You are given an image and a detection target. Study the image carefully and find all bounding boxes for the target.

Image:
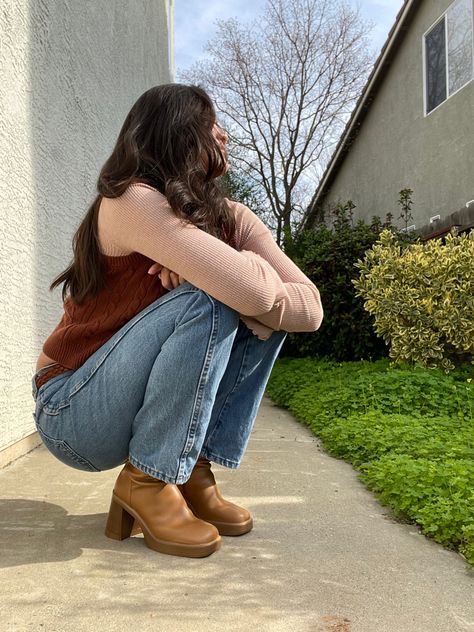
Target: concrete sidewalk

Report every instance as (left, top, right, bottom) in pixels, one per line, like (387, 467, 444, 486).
(1, 395, 473, 632)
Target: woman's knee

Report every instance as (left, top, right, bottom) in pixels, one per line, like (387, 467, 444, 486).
(175, 284, 240, 329)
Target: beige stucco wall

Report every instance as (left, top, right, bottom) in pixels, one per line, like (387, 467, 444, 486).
(0, 0, 173, 462)
(320, 0, 474, 230)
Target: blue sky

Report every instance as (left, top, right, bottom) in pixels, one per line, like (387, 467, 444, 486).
(175, 0, 405, 72)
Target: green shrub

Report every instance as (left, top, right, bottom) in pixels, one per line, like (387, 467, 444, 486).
(281, 213, 390, 361)
(353, 229, 474, 370)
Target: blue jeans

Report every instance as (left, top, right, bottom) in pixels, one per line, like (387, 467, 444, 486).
(31, 281, 287, 484)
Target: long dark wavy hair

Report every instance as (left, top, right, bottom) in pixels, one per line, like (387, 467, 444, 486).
(49, 83, 236, 305)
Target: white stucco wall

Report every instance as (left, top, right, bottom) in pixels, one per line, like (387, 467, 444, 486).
(0, 0, 174, 462)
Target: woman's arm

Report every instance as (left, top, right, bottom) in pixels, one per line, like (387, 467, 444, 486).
(101, 183, 290, 318)
(229, 200, 324, 333)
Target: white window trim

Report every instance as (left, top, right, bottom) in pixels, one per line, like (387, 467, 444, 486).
(166, 0, 176, 82)
(422, 0, 474, 116)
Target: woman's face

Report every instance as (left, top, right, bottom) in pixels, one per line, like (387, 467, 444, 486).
(212, 122, 229, 174)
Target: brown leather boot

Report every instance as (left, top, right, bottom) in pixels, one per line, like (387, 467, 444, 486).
(177, 456, 253, 536)
(105, 461, 221, 557)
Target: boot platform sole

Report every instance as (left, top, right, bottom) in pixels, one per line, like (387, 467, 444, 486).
(105, 494, 221, 558)
(205, 517, 253, 536)
(130, 506, 254, 537)
(184, 498, 253, 536)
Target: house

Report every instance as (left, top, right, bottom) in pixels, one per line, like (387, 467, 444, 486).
(0, 0, 175, 466)
(304, 0, 474, 239)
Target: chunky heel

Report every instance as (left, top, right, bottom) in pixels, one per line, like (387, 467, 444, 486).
(105, 495, 135, 540)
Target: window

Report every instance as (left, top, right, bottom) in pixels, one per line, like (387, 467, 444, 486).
(448, 0, 474, 92)
(425, 19, 447, 112)
(424, 0, 474, 114)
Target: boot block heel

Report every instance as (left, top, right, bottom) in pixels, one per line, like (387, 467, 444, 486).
(105, 495, 135, 541)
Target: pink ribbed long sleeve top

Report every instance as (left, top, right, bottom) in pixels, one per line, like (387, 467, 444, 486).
(99, 183, 323, 339)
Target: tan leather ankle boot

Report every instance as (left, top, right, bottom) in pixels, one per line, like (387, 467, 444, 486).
(177, 457, 253, 536)
(105, 461, 221, 557)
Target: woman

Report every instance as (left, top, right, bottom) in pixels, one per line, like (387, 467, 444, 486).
(31, 84, 323, 559)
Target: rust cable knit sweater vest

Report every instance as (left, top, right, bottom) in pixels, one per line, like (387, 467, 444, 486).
(36, 253, 168, 388)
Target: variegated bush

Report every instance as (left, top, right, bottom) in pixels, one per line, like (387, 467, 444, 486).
(353, 229, 474, 370)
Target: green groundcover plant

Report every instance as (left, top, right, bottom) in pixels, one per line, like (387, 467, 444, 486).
(266, 358, 474, 564)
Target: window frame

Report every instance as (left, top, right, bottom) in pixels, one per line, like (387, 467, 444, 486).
(423, 0, 474, 116)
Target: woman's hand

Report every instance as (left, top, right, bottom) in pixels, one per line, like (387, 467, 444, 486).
(147, 262, 186, 290)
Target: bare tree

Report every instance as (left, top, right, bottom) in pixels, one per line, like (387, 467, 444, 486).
(182, 0, 374, 249)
